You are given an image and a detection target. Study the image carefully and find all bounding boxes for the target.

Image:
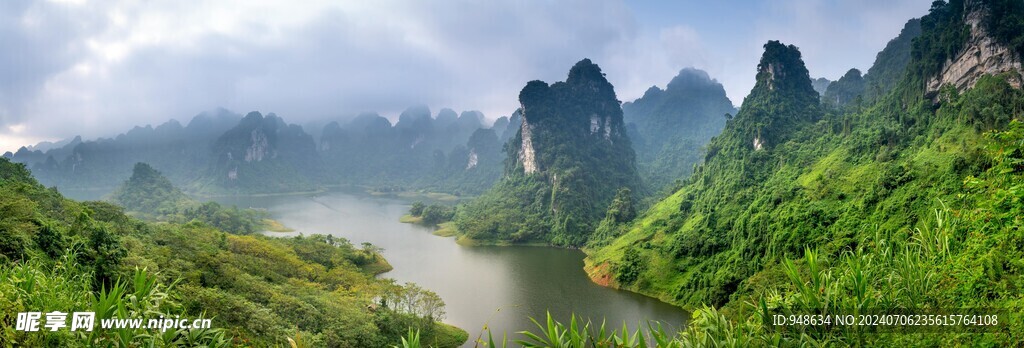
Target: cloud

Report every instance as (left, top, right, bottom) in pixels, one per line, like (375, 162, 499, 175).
(0, 0, 936, 152)
(1, 0, 647, 151)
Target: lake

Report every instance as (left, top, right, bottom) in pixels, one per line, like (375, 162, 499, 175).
(211, 191, 688, 347)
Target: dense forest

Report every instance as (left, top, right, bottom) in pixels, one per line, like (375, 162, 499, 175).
(0, 157, 467, 347)
(453, 59, 642, 247)
(624, 68, 736, 195)
(6, 0, 1024, 346)
(582, 0, 1024, 346)
(2, 107, 504, 197)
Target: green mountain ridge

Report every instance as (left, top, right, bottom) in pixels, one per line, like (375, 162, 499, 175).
(4, 106, 506, 197)
(624, 68, 736, 193)
(585, 2, 1024, 345)
(454, 59, 641, 247)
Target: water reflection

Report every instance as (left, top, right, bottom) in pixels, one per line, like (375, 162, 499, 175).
(215, 191, 688, 347)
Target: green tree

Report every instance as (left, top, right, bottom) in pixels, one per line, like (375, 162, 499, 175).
(409, 201, 425, 217)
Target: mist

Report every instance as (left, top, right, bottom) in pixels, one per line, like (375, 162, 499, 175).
(0, 0, 930, 152)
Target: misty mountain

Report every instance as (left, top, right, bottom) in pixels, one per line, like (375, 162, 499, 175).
(864, 17, 922, 101)
(7, 105, 506, 196)
(623, 68, 736, 192)
(811, 77, 831, 95)
(8, 109, 243, 191)
(204, 111, 320, 194)
(823, 68, 867, 107)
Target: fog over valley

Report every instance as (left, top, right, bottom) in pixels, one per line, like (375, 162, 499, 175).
(6, 1, 1024, 347)
(1, 0, 930, 153)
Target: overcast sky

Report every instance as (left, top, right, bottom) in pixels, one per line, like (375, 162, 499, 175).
(1, 0, 931, 153)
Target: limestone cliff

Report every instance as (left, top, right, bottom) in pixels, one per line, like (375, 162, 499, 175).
(456, 59, 640, 247)
(926, 0, 1023, 96)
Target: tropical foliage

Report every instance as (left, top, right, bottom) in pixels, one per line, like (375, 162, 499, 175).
(0, 157, 467, 347)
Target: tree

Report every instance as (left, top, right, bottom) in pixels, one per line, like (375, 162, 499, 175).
(87, 224, 127, 288)
(409, 202, 425, 217)
(421, 205, 454, 225)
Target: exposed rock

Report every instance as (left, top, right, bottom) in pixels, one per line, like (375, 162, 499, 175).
(519, 119, 538, 174)
(604, 115, 613, 140)
(927, 1, 1023, 96)
(466, 149, 478, 170)
(245, 129, 270, 162)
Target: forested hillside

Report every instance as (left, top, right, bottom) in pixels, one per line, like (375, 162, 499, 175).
(3, 109, 241, 193)
(624, 68, 736, 193)
(585, 0, 1023, 345)
(454, 59, 641, 247)
(3, 107, 505, 197)
(0, 157, 467, 347)
(318, 107, 502, 196)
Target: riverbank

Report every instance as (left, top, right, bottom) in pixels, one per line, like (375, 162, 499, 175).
(261, 218, 294, 232)
(398, 216, 550, 246)
(189, 188, 328, 199)
(362, 252, 394, 275)
(582, 250, 689, 311)
(248, 190, 687, 345)
(428, 323, 469, 348)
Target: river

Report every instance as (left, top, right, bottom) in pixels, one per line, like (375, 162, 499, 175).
(69, 188, 689, 347)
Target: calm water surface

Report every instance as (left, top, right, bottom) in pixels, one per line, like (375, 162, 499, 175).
(208, 191, 688, 347)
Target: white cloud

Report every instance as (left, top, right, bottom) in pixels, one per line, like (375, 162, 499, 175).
(0, 0, 936, 153)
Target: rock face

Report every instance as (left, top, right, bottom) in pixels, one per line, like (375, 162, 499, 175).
(212, 111, 319, 192)
(518, 121, 538, 173)
(735, 41, 820, 151)
(244, 129, 271, 162)
(458, 59, 640, 246)
(512, 59, 633, 177)
(927, 1, 1023, 95)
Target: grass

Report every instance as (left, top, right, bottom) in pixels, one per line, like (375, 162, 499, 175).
(427, 323, 469, 348)
(399, 214, 424, 224)
(360, 253, 394, 275)
(261, 218, 295, 232)
(368, 189, 465, 203)
(433, 222, 458, 237)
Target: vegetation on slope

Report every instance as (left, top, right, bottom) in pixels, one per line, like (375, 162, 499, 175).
(584, 1, 1024, 345)
(624, 68, 736, 194)
(0, 157, 467, 347)
(110, 162, 267, 235)
(454, 59, 642, 247)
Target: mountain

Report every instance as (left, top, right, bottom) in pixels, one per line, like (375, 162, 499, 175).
(922, 0, 1024, 97)
(205, 111, 320, 194)
(7, 105, 503, 197)
(8, 109, 242, 193)
(110, 162, 189, 216)
(810, 77, 831, 95)
(864, 18, 922, 100)
(587, 6, 1024, 347)
(622, 68, 735, 192)
(454, 59, 641, 246)
(822, 68, 866, 107)
(318, 107, 502, 195)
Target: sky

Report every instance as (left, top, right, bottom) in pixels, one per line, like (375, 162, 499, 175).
(0, 0, 932, 153)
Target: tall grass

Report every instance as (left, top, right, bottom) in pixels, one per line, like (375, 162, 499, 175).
(0, 255, 228, 347)
(394, 203, 1017, 347)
